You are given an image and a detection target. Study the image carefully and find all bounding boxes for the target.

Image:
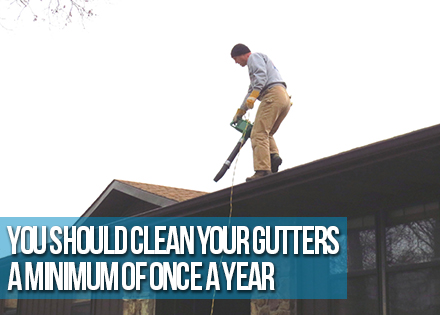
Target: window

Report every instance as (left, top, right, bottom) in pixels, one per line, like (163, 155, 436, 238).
(332, 215, 379, 315)
(386, 201, 440, 315)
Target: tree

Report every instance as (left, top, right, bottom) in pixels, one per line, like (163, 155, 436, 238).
(1, 0, 96, 28)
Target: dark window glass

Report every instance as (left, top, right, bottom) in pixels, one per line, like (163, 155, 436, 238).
(347, 215, 376, 271)
(333, 216, 378, 314)
(388, 268, 440, 315)
(386, 202, 440, 267)
(332, 275, 379, 315)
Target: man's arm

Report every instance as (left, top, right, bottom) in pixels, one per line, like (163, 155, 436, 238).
(241, 53, 268, 109)
(234, 54, 269, 120)
(248, 53, 268, 92)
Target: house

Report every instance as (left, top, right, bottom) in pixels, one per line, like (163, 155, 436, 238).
(2, 123, 440, 315)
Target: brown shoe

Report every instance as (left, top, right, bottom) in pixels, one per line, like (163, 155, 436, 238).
(246, 170, 272, 182)
(270, 153, 282, 173)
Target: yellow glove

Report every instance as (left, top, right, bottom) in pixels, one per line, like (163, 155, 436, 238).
(232, 108, 246, 123)
(245, 90, 260, 109)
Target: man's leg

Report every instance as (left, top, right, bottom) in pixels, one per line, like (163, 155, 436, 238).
(268, 87, 291, 172)
(248, 86, 290, 180)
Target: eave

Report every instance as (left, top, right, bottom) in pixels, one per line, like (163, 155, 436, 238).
(134, 123, 440, 218)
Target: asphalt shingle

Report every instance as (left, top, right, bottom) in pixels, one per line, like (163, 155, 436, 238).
(117, 180, 207, 203)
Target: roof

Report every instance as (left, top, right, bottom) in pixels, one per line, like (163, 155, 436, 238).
(117, 180, 207, 202)
(80, 123, 440, 220)
(133, 123, 440, 218)
(80, 180, 207, 218)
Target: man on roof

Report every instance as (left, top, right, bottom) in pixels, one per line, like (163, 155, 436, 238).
(231, 43, 291, 181)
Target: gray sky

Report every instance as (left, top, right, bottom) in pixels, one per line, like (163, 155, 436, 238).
(1, 0, 440, 217)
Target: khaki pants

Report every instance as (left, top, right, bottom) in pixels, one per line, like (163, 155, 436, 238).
(251, 85, 291, 171)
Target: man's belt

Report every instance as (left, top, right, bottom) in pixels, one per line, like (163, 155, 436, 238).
(260, 82, 287, 97)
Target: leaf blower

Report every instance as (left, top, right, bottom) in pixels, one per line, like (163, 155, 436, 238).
(213, 119, 253, 182)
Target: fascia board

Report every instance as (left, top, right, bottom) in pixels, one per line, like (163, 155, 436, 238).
(80, 180, 177, 219)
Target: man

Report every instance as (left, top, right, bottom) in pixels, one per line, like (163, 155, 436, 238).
(231, 43, 291, 182)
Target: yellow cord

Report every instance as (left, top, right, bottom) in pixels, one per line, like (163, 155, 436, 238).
(209, 117, 251, 315)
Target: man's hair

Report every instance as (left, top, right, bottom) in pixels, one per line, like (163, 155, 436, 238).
(231, 44, 251, 58)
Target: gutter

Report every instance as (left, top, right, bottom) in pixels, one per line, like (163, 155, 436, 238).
(135, 123, 440, 218)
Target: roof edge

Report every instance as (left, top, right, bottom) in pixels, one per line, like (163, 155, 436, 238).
(79, 180, 178, 219)
(134, 123, 440, 218)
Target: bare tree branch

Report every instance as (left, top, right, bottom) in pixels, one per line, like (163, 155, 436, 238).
(1, 0, 96, 28)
